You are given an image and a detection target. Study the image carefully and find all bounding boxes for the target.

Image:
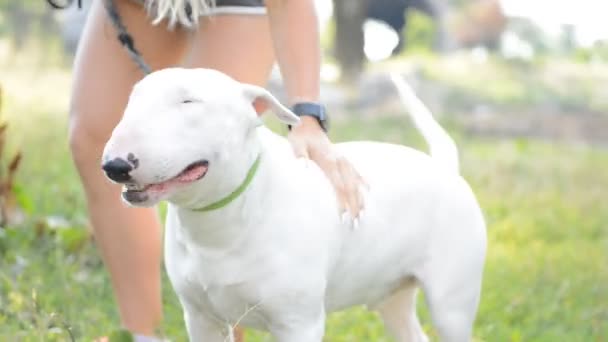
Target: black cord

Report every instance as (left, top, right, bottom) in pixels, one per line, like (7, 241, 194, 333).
(46, 0, 82, 10)
(46, 0, 151, 76)
(102, 0, 152, 75)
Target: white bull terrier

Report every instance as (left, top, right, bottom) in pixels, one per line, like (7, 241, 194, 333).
(102, 68, 487, 342)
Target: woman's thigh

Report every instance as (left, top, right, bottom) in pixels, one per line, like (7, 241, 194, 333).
(184, 14, 275, 87)
(69, 0, 190, 147)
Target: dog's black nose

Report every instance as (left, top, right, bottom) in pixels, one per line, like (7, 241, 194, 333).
(102, 158, 133, 183)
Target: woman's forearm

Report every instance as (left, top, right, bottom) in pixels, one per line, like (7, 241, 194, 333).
(265, 0, 321, 106)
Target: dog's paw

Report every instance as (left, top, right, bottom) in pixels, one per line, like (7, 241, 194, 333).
(353, 217, 360, 230)
(341, 211, 363, 230)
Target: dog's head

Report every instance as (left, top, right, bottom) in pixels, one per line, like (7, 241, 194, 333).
(101, 68, 299, 207)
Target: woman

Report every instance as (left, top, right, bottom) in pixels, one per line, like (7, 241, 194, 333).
(67, 0, 363, 340)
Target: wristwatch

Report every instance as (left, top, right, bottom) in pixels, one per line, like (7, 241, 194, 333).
(289, 102, 329, 132)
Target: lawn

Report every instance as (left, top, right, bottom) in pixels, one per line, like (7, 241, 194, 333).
(0, 66, 607, 341)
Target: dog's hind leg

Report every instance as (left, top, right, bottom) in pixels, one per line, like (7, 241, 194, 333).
(419, 273, 482, 342)
(418, 236, 485, 342)
(376, 281, 429, 342)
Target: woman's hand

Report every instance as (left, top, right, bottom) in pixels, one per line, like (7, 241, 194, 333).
(288, 116, 366, 220)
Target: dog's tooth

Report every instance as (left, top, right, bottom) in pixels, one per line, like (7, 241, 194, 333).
(125, 183, 145, 191)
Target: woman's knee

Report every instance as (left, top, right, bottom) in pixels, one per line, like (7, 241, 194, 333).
(67, 108, 112, 172)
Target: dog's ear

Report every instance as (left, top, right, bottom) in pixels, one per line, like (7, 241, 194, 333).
(241, 84, 300, 126)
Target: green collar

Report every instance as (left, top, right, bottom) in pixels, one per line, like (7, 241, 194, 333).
(193, 154, 262, 212)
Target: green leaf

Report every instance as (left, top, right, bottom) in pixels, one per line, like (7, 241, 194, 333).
(12, 183, 34, 214)
(57, 227, 89, 253)
(108, 329, 134, 342)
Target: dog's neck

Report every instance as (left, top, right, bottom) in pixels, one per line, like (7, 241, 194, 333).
(167, 127, 286, 251)
(192, 152, 262, 212)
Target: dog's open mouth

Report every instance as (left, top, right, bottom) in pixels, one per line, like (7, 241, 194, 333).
(122, 160, 209, 203)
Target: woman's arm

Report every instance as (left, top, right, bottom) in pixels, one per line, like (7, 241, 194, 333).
(265, 0, 321, 105)
(265, 0, 364, 218)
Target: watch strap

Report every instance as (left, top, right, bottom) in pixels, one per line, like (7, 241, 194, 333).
(289, 102, 329, 132)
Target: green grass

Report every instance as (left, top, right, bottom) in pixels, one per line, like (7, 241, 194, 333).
(1, 67, 607, 341)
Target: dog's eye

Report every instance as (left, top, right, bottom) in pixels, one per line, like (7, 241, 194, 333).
(182, 99, 194, 104)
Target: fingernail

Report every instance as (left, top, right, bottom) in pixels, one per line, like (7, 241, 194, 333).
(359, 210, 366, 220)
(353, 218, 360, 230)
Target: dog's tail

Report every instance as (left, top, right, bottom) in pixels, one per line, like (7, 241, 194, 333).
(390, 73, 460, 174)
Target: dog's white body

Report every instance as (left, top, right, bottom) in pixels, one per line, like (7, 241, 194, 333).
(103, 69, 487, 342)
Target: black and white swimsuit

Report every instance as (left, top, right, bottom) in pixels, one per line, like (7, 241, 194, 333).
(204, 0, 266, 15)
(136, 0, 267, 17)
(132, 0, 267, 28)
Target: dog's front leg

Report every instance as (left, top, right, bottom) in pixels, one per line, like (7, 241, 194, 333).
(269, 310, 326, 342)
(183, 306, 232, 342)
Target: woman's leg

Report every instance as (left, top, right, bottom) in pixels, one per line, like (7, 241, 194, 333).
(68, 0, 190, 335)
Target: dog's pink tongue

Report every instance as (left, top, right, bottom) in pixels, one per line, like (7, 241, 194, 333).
(147, 164, 208, 193)
(176, 164, 208, 183)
